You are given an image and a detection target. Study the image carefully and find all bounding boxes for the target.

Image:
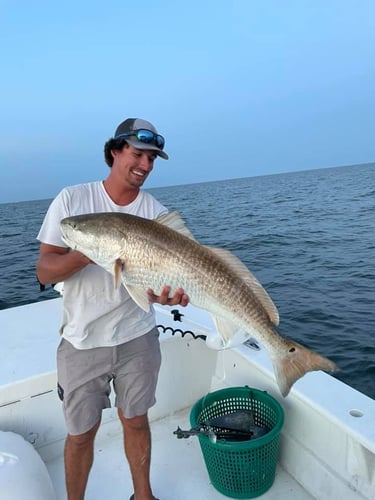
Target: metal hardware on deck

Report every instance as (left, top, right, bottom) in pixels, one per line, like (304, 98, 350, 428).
(157, 324, 207, 341)
(173, 425, 253, 441)
(171, 309, 184, 321)
(174, 408, 269, 441)
(26, 432, 39, 445)
(243, 338, 261, 350)
(30, 389, 54, 398)
(0, 399, 21, 408)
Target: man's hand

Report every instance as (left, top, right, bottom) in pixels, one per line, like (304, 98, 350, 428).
(146, 286, 189, 307)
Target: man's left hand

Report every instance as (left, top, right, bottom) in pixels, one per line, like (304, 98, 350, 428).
(147, 286, 189, 307)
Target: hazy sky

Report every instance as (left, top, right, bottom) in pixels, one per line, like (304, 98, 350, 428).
(1, 0, 374, 203)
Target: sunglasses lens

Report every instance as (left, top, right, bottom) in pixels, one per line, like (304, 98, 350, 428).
(137, 130, 165, 150)
(137, 130, 154, 143)
(155, 135, 165, 149)
(116, 130, 165, 150)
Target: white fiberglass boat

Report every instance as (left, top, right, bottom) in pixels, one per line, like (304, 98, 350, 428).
(0, 298, 374, 499)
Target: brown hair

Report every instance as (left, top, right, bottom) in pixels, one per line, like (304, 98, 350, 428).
(103, 138, 129, 167)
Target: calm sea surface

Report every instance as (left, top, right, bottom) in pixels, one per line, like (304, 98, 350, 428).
(0, 164, 374, 399)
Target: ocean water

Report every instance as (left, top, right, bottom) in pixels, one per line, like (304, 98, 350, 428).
(0, 163, 374, 399)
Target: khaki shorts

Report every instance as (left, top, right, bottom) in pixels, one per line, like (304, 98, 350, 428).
(56, 328, 161, 435)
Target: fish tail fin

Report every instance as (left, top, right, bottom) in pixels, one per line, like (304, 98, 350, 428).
(272, 339, 339, 397)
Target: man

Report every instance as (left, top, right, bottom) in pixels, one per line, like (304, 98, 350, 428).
(36, 118, 189, 500)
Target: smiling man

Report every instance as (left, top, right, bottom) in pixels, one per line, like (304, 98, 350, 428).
(36, 118, 188, 500)
(105, 119, 168, 195)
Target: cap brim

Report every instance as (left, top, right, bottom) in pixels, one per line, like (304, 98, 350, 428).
(125, 138, 169, 160)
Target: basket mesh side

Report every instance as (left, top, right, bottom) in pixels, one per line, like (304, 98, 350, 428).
(199, 434, 281, 498)
(191, 387, 284, 499)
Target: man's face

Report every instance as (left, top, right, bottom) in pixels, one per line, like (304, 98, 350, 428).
(111, 144, 157, 188)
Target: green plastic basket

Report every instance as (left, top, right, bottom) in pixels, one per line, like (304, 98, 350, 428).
(190, 386, 284, 499)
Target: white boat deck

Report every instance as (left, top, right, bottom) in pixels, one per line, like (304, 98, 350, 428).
(1, 298, 374, 500)
(46, 407, 313, 500)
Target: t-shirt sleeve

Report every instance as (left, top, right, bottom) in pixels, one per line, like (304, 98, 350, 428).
(36, 189, 70, 247)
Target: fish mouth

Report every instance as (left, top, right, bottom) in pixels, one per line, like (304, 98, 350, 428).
(60, 220, 73, 235)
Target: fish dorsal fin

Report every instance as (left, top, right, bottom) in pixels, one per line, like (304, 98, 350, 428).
(206, 247, 280, 326)
(155, 211, 197, 241)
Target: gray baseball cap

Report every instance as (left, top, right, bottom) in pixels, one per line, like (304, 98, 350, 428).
(114, 118, 168, 160)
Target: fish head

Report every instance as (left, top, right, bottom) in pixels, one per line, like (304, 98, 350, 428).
(60, 213, 125, 265)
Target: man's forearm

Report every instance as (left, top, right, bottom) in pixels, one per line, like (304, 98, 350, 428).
(36, 250, 91, 285)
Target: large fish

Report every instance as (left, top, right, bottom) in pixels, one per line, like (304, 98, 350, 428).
(60, 211, 338, 396)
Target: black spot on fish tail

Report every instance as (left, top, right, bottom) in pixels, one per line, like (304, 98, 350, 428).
(272, 339, 339, 397)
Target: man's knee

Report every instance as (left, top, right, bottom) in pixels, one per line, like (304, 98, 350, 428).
(66, 419, 101, 447)
(118, 410, 149, 432)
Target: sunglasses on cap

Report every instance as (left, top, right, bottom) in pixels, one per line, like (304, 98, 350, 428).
(115, 129, 165, 150)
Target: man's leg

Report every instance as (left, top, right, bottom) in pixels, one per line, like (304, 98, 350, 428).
(118, 409, 155, 500)
(64, 419, 101, 500)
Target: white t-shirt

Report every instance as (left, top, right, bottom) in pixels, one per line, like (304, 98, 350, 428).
(37, 181, 168, 349)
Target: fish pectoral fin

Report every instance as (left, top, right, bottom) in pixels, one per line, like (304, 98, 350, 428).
(206, 247, 279, 326)
(124, 284, 151, 313)
(156, 211, 197, 241)
(114, 259, 125, 289)
(211, 314, 241, 347)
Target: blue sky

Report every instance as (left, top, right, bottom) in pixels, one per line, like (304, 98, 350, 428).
(1, 0, 374, 203)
